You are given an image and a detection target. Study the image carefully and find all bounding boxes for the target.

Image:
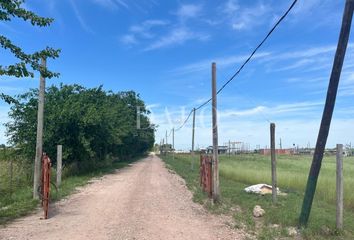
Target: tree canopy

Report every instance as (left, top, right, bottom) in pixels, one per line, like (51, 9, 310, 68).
(0, 0, 60, 103)
(6, 84, 155, 172)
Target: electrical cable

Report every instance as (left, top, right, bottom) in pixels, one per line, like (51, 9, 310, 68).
(172, 0, 298, 132)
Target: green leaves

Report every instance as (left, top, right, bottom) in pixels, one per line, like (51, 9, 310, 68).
(0, 0, 53, 26)
(0, 0, 60, 81)
(0, 35, 61, 78)
(6, 84, 155, 172)
(0, 93, 18, 104)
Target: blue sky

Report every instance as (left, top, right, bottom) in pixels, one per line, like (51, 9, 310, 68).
(1, 0, 354, 150)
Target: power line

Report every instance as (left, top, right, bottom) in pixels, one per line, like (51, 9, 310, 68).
(175, 109, 193, 132)
(168, 129, 173, 137)
(195, 0, 298, 111)
(195, 98, 212, 111)
(172, 0, 298, 132)
(216, 0, 298, 95)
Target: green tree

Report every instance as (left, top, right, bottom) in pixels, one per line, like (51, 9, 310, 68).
(6, 84, 155, 172)
(0, 0, 60, 103)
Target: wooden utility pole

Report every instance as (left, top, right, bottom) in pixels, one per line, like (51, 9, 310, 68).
(172, 128, 175, 160)
(33, 57, 46, 199)
(136, 106, 141, 129)
(159, 139, 162, 154)
(56, 145, 63, 188)
(299, 0, 354, 226)
(9, 156, 13, 195)
(336, 144, 344, 230)
(270, 123, 277, 204)
(211, 62, 219, 202)
(162, 138, 165, 155)
(191, 108, 196, 170)
(228, 140, 231, 157)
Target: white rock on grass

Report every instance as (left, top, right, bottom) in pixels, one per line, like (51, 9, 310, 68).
(253, 205, 265, 218)
(287, 227, 298, 236)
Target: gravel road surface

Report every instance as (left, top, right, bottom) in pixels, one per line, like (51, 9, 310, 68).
(0, 154, 244, 240)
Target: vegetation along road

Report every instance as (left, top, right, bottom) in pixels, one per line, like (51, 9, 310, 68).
(0, 154, 244, 240)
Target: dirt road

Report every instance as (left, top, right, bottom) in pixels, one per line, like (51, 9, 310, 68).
(0, 154, 244, 240)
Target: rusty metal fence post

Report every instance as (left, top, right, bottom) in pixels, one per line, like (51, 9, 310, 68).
(41, 153, 51, 219)
(200, 154, 213, 197)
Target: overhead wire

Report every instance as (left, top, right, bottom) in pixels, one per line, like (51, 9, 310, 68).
(215, 0, 298, 95)
(167, 129, 173, 137)
(174, 109, 194, 131)
(172, 0, 298, 132)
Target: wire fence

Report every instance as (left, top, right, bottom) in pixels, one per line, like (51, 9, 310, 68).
(0, 148, 33, 201)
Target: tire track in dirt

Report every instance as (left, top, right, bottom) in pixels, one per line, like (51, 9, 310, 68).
(0, 154, 245, 240)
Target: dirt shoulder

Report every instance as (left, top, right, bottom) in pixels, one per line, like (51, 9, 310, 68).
(0, 154, 244, 240)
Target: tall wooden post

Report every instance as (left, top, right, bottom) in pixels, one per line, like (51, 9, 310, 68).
(191, 108, 196, 170)
(136, 106, 141, 129)
(33, 57, 46, 199)
(9, 157, 13, 195)
(336, 144, 344, 230)
(165, 130, 168, 145)
(172, 128, 175, 160)
(162, 138, 165, 155)
(211, 62, 219, 202)
(56, 145, 63, 188)
(299, 0, 354, 226)
(270, 123, 277, 204)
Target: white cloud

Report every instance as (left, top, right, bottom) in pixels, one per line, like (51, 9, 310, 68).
(172, 52, 270, 75)
(152, 100, 354, 150)
(70, 0, 95, 34)
(339, 72, 354, 96)
(264, 44, 354, 74)
(275, 59, 316, 72)
(120, 19, 169, 46)
(120, 34, 138, 45)
(176, 4, 203, 19)
(222, 106, 266, 117)
(0, 22, 20, 34)
(144, 27, 210, 51)
(222, 0, 271, 31)
(273, 45, 337, 61)
(291, 0, 323, 16)
(91, 0, 129, 9)
(223, 0, 239, 15)
(120, 4, 209, 50)
(153, 106, 325, 150)
(130, 20, 169, 39)
(131, 20, 168, 33)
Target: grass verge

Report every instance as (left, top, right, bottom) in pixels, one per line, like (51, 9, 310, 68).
(160, 153, 354, 240)
(0, 156, 142, 225)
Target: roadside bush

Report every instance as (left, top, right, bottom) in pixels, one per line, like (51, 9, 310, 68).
(5, 84, 155, 173)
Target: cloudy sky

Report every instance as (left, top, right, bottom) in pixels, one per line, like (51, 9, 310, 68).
(1, 0, 354, 150)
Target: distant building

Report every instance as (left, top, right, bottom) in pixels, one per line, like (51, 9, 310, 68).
(206, 146, 228, 154)
(159, 144, 172, 154)
(259, 149, 292, 155)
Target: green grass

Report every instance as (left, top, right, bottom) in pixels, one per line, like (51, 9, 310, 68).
(160, 153, 354, 239)
(0, 156, 141, 225)
(219, 154, 354, 210)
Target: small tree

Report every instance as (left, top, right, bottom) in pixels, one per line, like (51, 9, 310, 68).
(0, 0, 60, 103)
